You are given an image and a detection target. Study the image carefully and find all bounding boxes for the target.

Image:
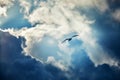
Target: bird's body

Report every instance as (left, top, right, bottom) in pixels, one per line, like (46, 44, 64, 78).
(62, 34, 79, 43)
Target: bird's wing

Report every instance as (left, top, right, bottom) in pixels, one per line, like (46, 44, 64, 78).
(72, 35, 79, 37)
(62, 39, 68, 43)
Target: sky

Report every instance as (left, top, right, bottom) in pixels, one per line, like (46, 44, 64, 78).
(0, 0, 120, 80)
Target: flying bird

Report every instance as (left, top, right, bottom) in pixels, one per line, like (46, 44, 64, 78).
(62, 34, 79, 43)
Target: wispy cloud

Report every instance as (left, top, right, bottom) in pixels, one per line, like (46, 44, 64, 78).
(112, 9, 120, 22)
(46, 56, 67, 71)
(19, 0, 31, 16)
(0, 0, 14, 17)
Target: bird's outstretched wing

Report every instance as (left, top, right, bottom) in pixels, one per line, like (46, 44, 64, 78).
(72, 34, 79, 38)
(62, 39, 68, 43)
(62, 34, 79, 43)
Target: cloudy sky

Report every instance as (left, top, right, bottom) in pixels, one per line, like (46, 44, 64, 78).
(0, 0, 120, 80)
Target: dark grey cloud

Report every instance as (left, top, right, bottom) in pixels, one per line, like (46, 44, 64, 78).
(0, 30, 120, 80)
(70, 49, 120, 80)
(107, 0, 120, 10)
(0, 31, 69, 80)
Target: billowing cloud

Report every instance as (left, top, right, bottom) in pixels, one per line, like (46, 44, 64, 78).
(0, 31, 70, 80)
(19, 0, 109, 19)
(1, 0, 120, 79)
(61, 0, 109, 12)
(46, 56, 66, 71)
(1, 0, 120, 70)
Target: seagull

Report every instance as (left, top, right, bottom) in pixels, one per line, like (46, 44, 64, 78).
(62, 34, 79, 43)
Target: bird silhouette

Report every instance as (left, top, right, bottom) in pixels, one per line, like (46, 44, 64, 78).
(62, 34, 79, 43)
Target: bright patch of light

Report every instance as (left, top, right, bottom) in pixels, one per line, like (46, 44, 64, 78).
(47, 39, 55, 45)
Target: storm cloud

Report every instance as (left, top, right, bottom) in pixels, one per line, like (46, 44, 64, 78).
(0, 31, 69, 80)
(0, 31, 120, 80)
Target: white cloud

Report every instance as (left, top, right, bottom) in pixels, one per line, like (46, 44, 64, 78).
(112, 9, 120, 22)
(28, 0, 108, 24)
(0, 0, 14, 17)
(0, 0, 14, 7)
(47, 56, 67, 71)
(57, 0, 109, 12)
(58, 42, 75, 66)
(22, 0, 108, 23)
(19, 0, 31, 16)
(1, 0, 119, 69)
(92, 0, 109, 12)
(0, 7, 7, 17)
